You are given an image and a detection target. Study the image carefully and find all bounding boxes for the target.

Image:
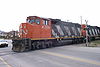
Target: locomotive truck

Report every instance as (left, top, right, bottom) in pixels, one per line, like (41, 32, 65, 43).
(12, 16, 100, 52)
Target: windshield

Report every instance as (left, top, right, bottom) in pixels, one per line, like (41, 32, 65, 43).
(27, 19, 40, 24)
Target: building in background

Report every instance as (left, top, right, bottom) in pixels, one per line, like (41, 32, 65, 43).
(0, 30, 19, 39)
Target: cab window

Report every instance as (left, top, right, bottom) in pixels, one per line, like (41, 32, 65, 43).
(29, 20, 35, 23)
(35, 19, 40, 24)
(43, 20, 48, 25)
(27, 19, 35, 23)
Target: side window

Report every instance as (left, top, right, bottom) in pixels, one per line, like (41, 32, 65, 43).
(35, 19, 40, 24)
(43, 20, 48, 25)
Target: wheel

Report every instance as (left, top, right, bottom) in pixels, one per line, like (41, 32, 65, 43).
(13, 43, 25, 52)
(19, 43, 26, 52)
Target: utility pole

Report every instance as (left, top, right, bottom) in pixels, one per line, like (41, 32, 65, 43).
(85, 20, 88, 47)
(80, 16, 82, 25)
(80, 16, 82, 36)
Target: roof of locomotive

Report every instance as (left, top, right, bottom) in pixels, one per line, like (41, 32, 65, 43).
(27, 16, 50, 21)
(50, 18, 80, 26)
(27, 16, 77, 25)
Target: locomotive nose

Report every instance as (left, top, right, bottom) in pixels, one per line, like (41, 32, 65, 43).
(19, 23, 28, 38)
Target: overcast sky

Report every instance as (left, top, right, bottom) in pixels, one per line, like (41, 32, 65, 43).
(0, 0, 100, 32)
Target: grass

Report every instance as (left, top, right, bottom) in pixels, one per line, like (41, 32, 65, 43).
(92, 40, 100, 44)
(89, 40, 100, 47)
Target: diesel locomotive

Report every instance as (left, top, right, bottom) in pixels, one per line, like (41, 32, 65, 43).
(12, 16, 100, 52)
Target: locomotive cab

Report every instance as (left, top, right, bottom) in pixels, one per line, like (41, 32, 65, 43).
(19, 16, 52, 39)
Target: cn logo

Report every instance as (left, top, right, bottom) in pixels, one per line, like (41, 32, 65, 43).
(19, 29, 28, 35)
